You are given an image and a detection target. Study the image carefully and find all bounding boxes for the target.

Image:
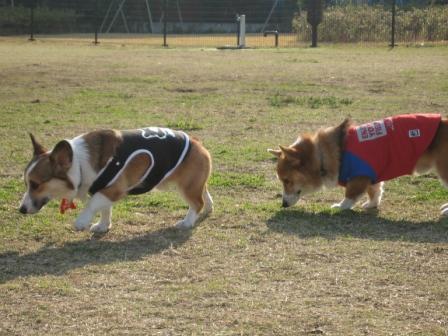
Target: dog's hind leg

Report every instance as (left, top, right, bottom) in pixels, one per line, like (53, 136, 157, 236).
(419, 119, 448, 216)
(165, 138, 212, 229)
(435, 160, 448, 216)
(176, 185, 205, 229)
(176, 178, 214, 229)
(362, 182, 384, 209)
(202, 188, 214, 219)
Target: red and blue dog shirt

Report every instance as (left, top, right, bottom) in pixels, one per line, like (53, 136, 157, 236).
(339, 114, 441, 185)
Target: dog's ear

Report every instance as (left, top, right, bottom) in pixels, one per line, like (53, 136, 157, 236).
(29, 133, 47, 156)
(267, 148, 282, 158)
(279, 145, 300, 161)
(279, 145, 296, 156)
(335, 118, 351, 147)
(50, 140, 73, 174)
(338, 118, 351, 132)
(280, 144, 306, 169)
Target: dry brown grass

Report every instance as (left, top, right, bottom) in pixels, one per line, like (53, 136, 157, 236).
(0, 39, 448, 335)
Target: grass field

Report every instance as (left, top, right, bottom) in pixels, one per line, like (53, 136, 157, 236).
(1, 39, 448, 335)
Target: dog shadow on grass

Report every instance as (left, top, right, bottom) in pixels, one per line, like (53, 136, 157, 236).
(267, 208, 448, 244)
(0, 227, 192, 284)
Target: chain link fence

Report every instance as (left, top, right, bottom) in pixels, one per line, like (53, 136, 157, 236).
(0, 0, 447, 47)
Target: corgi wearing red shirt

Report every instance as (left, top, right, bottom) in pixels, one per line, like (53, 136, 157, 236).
(269, 114, 448, 216)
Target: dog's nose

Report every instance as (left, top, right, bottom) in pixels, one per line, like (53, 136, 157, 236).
(282, 199, 289, 208)
(19, 205, 27, 214)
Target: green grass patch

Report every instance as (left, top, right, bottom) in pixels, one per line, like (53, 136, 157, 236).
(269, 93, 353, 109)
(410, 178, 448, 201)
(210, 172, 265, 188)
(166, 118, 203, 131)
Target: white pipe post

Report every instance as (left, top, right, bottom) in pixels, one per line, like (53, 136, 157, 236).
(239, 14, 246, 48)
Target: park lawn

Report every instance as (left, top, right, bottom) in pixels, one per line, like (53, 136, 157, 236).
(0, 39, 448, 335)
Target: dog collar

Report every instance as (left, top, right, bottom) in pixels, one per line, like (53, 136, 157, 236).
(60, 198, 76, 214)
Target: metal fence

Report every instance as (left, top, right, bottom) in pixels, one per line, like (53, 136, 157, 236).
(0, 0, 447, 47)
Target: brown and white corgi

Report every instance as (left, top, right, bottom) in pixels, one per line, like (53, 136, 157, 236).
(19, 127, 213, 233)
(268, 114, 448, 215)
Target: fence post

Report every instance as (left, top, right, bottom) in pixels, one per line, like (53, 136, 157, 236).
(28, 0, 35, 41)
(236, 14, 240, 47)
(94, 0, 100, 44)
(163, 0, 168, 47)
(390, 0, 396, 48)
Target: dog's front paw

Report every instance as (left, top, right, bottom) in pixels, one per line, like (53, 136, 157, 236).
(331, 198, 355, 210)
(175, 219, 195, 230)
(362, 200, 378, 209)
(90, 221, 111, 233)
(74, 219, 91, 231)
(74, 212, 92, 231)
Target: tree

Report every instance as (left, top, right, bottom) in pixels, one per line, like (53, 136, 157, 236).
(305, 0, 324, 47)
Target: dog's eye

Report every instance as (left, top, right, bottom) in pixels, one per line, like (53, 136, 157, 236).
(283, 179, 290, 185)
(29, 181, 39, 190)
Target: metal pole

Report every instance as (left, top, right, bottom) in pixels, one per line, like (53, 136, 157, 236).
(28, 0, 36, 41)
(163, 0, 168, 47)
(390, 0, 396, 48)
(239, 14, 246, 48)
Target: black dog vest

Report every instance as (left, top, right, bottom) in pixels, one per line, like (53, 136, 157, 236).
(88, 127, 190, 196)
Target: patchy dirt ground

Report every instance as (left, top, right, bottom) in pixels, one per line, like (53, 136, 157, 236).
(1, 39, 448, 335)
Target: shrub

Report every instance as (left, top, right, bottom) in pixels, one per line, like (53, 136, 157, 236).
(293, 5, 448, 42)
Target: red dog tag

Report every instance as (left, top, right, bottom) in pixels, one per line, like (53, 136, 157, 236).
(60, 198, 76, 214)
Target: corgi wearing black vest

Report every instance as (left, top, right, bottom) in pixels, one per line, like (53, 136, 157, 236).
(19, 127, 213, 233)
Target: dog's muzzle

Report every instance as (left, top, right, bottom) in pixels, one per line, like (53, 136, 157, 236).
(19, 205, 28, 214)
(19, 197, 50, 214)
(282, 190, 301, 208)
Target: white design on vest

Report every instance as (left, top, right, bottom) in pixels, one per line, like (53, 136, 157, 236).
(141, 127, 175, 140)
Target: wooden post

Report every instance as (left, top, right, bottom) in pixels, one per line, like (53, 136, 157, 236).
(390, 0, 396, 48)
(28, 0, 35, 41)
